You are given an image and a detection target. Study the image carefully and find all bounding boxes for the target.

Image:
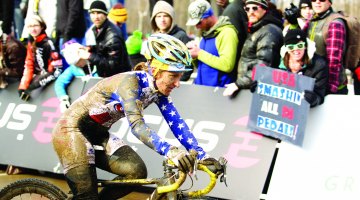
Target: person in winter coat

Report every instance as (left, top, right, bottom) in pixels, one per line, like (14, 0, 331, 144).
(223, 0, 283, 96)
(277, 29, 328, 107)
(186, 0, 238, 87)
(18, 15, 62, 101)
(54, 40, 99, 113)
(79, 1, 131, 77)
(0, 30, 27, 88)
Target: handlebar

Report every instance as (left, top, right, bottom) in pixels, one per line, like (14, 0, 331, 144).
(156, 157, 227, 198)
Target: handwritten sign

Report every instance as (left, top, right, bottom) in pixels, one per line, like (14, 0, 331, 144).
(247, 66, 315, 146)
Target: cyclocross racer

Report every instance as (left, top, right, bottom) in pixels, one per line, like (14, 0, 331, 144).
(52, 33, 212, 199)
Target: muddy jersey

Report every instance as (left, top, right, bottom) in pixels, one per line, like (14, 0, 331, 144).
(60, 71, 207, 159)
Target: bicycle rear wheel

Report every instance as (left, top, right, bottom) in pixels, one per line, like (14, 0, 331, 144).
(0, 178, 68, 200)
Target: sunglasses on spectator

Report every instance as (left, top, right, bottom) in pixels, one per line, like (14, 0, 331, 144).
(311, 0, 327, 2)
(245, 5, 260, 12)
(286, 42, 306, 51)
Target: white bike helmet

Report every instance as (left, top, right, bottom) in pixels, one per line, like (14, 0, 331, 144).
(143, 33, 192, 75)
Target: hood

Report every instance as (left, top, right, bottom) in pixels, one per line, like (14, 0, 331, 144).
(150, 1, 175, 33)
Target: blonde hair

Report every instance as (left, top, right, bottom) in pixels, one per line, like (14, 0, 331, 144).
(132, 60, 165, 78)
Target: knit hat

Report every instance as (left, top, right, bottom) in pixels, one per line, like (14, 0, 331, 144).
(245, 0, 268, 9)
(299, 0, 312, 8)
(108, 3, 127, 24)
(126, 30, 143, 55)
(284, 29, 307, 45)
(186, 0, 213, 26)
(89, 1, 108, 15)
(61, 40, 83, 65)
(151, 1, 175, 32)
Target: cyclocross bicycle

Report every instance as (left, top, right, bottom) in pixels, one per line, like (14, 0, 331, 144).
(0, 157, 227, 200)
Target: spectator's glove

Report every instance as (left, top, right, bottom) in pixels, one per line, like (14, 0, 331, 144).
(18, 89, 30, 101)
(223, 83, 239, 96)
(167, 147, 196, 173)
(304, 90, 317, 107)
(354, 67, 360, 81)
(250, 80, 258, 93)
(284, 3, 300, 25)
(59, 95, 71, 113)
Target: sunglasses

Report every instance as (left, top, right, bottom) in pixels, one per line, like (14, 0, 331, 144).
(286, 42, 306, 51)
(311, 0, 327, 2)
(245, 5, 260, 12)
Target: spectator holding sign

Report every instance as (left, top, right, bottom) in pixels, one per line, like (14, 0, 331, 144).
(252, 29, 328, 107)
(280, 29, 328, 107)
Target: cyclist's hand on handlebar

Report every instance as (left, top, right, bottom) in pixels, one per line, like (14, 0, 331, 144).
(178, 154, 195, 173)
(167, 147, 196, 173)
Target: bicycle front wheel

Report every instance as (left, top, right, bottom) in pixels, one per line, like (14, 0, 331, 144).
(0, 178, 68, 200)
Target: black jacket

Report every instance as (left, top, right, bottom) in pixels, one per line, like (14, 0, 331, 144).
(88, 20, 131, 77)
(301, 54, 329, 107)
(56, 0, 86, 42)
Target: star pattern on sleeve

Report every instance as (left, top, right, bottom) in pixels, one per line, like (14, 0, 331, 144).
(169, 110, 176, 117)
(178, 123, 184, 130)
(161, 104, 167, 111)
(154, 95, 208, 159)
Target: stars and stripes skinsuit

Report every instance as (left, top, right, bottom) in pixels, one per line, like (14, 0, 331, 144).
(52, 70, 207, 199)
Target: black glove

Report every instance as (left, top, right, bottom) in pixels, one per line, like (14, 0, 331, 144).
(178, 154, 195, 173)
(304, 90, 318, 107)
(250, 80, 258, 93)
(18, 89, 30, 101)
(203, 157, 222, 171)
(284, 3, 300, 25)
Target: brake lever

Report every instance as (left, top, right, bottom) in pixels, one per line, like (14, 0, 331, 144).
(218, 157, 228, 187)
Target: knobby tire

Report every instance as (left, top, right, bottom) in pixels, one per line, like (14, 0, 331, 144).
(0, 178, 68, 200)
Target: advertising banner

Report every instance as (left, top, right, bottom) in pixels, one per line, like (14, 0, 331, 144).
(248, 66, 315, 146)
(266, 95, 360, 200)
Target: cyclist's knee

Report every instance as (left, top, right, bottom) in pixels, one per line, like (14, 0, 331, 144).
(110, 146, 147, 179)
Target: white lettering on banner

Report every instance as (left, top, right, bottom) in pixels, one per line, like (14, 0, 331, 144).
(257, 82, 302, 105)
(110, 115, 222, 151)
(260, 101, 279, 115)
(325, 176, 356, 192)
(192, 121, 221, 152)
(0, 102, 37, 130)
(257, 115, 296, 138)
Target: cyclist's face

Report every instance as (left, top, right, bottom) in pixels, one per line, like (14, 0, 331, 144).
(155, 71, 182, 96)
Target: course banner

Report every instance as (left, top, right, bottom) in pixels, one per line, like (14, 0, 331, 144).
(266, 95, 360, 200)
(247, 66, 315, 146)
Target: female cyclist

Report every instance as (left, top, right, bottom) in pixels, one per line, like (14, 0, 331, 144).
(52, 33, 212, 199)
